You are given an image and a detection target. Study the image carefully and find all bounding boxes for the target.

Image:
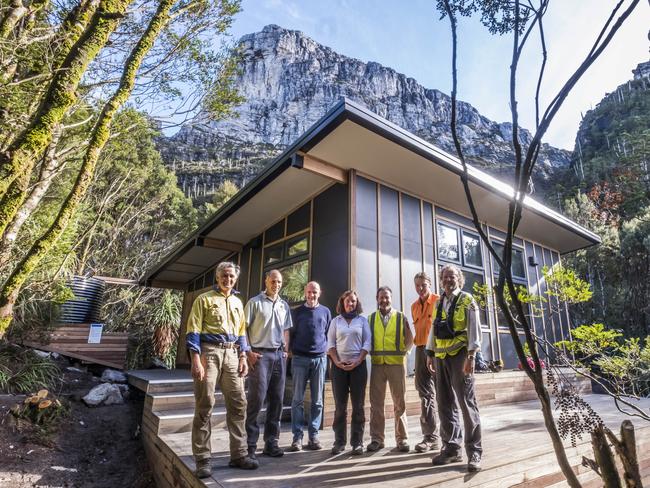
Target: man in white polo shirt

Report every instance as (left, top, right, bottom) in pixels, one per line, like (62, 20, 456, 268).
(245, 269, 293, 459)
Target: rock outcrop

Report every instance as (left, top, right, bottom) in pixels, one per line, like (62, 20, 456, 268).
(158, 24, 571, 202)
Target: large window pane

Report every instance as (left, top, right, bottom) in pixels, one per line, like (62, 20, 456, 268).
(462, 231, 482, 268)
(401, 194, 422, 311)
(437, 222, 459, 262)
(379, 186, 401, 305)
(355, 176, 378, 310)
(277, 260, 309, 304)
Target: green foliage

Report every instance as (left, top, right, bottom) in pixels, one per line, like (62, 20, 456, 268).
(594, 336, 650, 397)
(472, 280, 547, 323)
(543, 265, 593, 305)
(0, 343, 60, 394)
(556, 323, 622, 357)
(558, 76, 650, 339)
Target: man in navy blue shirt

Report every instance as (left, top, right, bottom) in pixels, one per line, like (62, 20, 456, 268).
(288, 281, 332, 451)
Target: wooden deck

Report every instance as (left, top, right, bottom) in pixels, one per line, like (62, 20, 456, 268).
(128, 369, 650, 487)
(157, 395, 650, 488)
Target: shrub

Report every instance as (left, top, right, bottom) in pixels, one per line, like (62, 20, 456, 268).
(0, 343, 61, 394)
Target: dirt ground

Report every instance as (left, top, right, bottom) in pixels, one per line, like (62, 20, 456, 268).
(0, 359, 155, 488)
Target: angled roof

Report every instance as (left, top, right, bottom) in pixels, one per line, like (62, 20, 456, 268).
(144, 98, 600, 289)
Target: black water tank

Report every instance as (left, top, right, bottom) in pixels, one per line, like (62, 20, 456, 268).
(59, 276, 105, 324)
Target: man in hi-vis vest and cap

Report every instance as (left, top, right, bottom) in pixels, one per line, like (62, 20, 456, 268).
(426, 264, 483, 473)
(366, 286, 414, 453)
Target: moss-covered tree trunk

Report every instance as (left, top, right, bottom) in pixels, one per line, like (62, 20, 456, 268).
(0, 0, 130, 212)
(0, 0, 28, 39)
(0, 0, 177, 336)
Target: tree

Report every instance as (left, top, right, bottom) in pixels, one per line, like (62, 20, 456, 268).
(436, 1, 642, 486)
(0, 0, 243, 335)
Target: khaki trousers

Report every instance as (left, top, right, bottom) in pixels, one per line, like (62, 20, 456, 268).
(192, 343, 247, 462)
(369, 363, 408, 444)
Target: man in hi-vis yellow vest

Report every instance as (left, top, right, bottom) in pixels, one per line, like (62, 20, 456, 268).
(366, 286, 414, 453)
(426, 264, 483, 473)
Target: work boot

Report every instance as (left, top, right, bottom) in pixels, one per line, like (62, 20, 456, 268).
(331, 443, 345, 455)
(415, 437, 440, 453)
(287, 439, 302, 452)
(467, 452, 482, 472)
(366, 440, 384, 452)
(263, 443, 284, 457)
(229, 455, 259, 470)
(195, 459, 212, 479)
(306, 438, 322, 450)
(431, 449, 463, 465)
(351, 444, 364, 455)
(396, 441, 410, 453)
(247, 446, 257, 461)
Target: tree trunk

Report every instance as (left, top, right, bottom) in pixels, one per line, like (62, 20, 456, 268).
(592, 425, 622, 488)
(0, 127, 63, 250)
(605, 421, 643, 488)
(0, 0, 28, 39)
(0, 0, 130, 204)
(0, 0, 176, 337)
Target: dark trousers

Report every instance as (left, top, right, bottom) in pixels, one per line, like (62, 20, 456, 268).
(246, 349, 286, 448)
(330, 360, 367, 447)
(414, 345, 439, 441)
(435, 348, 482, 456)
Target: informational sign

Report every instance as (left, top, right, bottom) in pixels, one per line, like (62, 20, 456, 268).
(88, 323, 104, 344)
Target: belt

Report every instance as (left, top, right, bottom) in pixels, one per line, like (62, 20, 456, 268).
(252, 346, 283, 352)
(214, 342, 238, 349)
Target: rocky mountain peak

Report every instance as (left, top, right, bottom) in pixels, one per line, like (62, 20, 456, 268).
(160, 25, 570, 202)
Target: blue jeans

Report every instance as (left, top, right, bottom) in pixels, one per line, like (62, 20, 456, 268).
(291, 354, 327, 442)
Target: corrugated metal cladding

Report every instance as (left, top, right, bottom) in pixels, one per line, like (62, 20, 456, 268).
(353, 174, 568, 370)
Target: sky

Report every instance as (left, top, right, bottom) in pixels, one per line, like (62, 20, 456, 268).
(222, 0, 649, 150)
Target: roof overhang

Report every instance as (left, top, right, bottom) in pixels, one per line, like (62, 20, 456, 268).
(144, 99, 600, 289)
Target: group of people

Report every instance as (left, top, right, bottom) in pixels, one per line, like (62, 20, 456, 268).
(186, 260, 483, 480)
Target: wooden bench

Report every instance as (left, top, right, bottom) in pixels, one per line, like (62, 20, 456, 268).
(23, 324, 128, 370)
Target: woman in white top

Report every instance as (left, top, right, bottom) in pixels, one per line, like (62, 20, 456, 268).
(327, 290, 371, 455)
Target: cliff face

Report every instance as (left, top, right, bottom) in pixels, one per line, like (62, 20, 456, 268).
(159, 24, 571, 202)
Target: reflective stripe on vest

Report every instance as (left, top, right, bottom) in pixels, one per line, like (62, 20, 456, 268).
(431, 292, 472, 358)
(369, 310, 406, 365)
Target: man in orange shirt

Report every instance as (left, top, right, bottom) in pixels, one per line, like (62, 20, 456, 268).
(410, 271, 441, 452)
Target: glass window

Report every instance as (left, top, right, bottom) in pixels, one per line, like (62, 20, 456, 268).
(492, 241, 526, 281)
(277, 260, 309, 304)
(286, 202, 311, 235)
(437, 222, 459, 262)
(264, 243, 283, 266)
(264, 220, 284, 244)
(462, 231, 482, 268)
(286, 235, 308, 257)
(463, 270, 488, 326)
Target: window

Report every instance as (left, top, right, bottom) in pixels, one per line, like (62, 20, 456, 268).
(277, 260, 309, 304)
(462, 231, 482, 268)
(437, 222, 460, 262)
(492, 241, 526, 282)
(264, 244, 283, 266)
(286, 235, 308, 257)
(263, 231, 310, 305)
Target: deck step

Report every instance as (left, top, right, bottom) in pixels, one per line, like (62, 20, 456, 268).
(146, 391, 225, 411)
(152, 405, 292, 435)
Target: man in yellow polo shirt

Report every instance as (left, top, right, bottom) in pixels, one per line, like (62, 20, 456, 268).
(366, 286, 414, 452)
(410, 271, 441, 453)
(186, 261, 258, 478)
